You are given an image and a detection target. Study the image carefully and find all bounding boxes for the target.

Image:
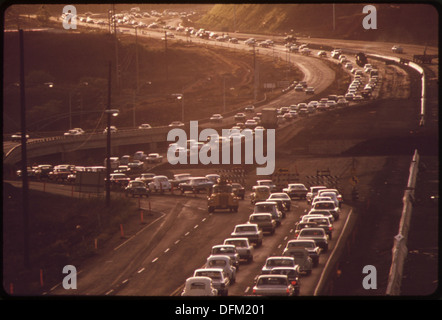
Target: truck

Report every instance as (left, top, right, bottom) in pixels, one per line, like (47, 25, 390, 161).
(207, 177, 239, 213)
(260, 107, 278, 129)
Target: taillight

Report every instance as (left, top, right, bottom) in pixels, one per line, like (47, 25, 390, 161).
(286, 288, 290, 293)
(291, 280, 297, 285)
(253, 289, 256, 294)
(329, 227, 333, 231)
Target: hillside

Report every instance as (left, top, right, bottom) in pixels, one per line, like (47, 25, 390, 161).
(196, 3, 438, 46)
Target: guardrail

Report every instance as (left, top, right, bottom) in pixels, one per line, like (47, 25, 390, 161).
(385, 149, 420, 295)
(365, 53, 426, 127)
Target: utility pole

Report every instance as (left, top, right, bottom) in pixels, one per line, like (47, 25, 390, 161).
(19, 29, 30, 269)
(113, 4, 119, 92)
(105, 62, 112, 208)
(164, 30, 169, 86)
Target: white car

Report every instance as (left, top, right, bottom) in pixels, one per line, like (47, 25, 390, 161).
(210, 114, 223, 123)
(181, 276, 218, 296)
(223, 238, 254, 263)
(148, 175, 171, 192)
(146, 153, 163, 163)
(205, 255, 237, 283)
(138, 123, 152, 129)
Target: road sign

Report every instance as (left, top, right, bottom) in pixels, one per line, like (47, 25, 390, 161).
(349, 175, 359, 186)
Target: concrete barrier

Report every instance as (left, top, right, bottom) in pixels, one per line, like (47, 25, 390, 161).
(385, 149, 419, 295)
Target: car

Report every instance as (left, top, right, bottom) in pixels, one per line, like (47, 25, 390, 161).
(148, 175, 172, 192)
(11, 132, 30, 142)
(252, 275, 295, 296)
(181, 276, 218, 296)
(261, 256, 296, 274)
(311, 196, 334, 207)
(345, 93, 355, 101)
(64, 128, 85, 136)
(210, 114, 223, 123)
(282, 248, 313, 275)
(230, 224, 263, 247)
(169, 121, 185, 127)
(296, 228, 329, 252)
(317, 190, 340, 208)
(193, 268, 230, 296)
(244, 119, 258, 129)
(294, 84, 304, 91)
(306, 186, 328, 204)
(312, 200, 340, 220)
(179, 177, 213, 193)
(283, 183, 308, 200)
(318, 188, 343, 205)
(205, 174, 221, 183)
(303, 216, 333, 240)
(34, 164, 53, 180)
(284, 239, 321, 267)
(138, 123, 152, 129)
(127, 160, 144, 171)
(135, 173, 156, 185)
(234, 113, 246, 122)
(250, 185, 271, 204)
(108, 173, 130, 188)
(293, 221, 320, 239)
(133, 151, 147, 161)
(267, 192, 292, 211)
(231, 183, 245, 200)
(270, 267, 301, 295)
(223, 238, 254, 263)
(146, 153, 163, 163)
(248, 213, 276, 235)
(169, 173, 192, 188)
(125, 180, 149, 197)
(253, 201, 282, 226)
(317, 50, 327, 57)
(103, 126, 117, 134)
(244, 105, 255, 113)
(210, 245, 240, 271)
(256, 179, 277, 192)
(266, 198, 287, 218)
(303, 209, 336, 223)
(305, 86, 315, 94)
(204, 255, 237, 283)
(392, 45, 403, 53)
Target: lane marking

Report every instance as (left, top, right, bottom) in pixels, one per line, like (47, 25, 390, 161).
(152, 257, 158, 263)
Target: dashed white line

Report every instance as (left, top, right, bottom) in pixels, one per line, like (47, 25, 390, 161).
(152, 257, 158, 263)
(185, 231, 190, 236)
(194, 224, 199, 229)
(137, 268, 145, 273)
(175, 240, 180, 245)
(164, 248, 170, 253)
(244, 286, 250, 293)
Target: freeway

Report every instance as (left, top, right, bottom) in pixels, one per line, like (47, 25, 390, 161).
(5, 11, 436, 299)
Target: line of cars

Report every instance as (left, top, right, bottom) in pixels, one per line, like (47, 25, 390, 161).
(249, 184, 343, 296)
(182, 182, 294, 296)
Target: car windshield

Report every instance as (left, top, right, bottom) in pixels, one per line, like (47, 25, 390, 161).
(212, 185, 232, 193)
(315, 202, 335, 209)
(288, 241, 315, 248)
(270, 193, 289, 199)
(255, 204, 275, 213)
(226, 240, 247, 247)
(236, 226, 256, 232)
(300, 229, 325, 236)
(257, 277, 287, 286)
(190, 283, 207, 290)
(208, 260, 226, 267)
(251, 215, 271, 221)
(196, 271, 222, 279)
(213, 247, 234, 254)
(266, 259, 293, 267)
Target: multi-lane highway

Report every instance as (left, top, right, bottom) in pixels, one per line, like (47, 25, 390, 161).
(4, 9, 437, 299)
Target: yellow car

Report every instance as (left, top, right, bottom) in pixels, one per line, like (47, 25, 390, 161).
(250, 185, 271, 204)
